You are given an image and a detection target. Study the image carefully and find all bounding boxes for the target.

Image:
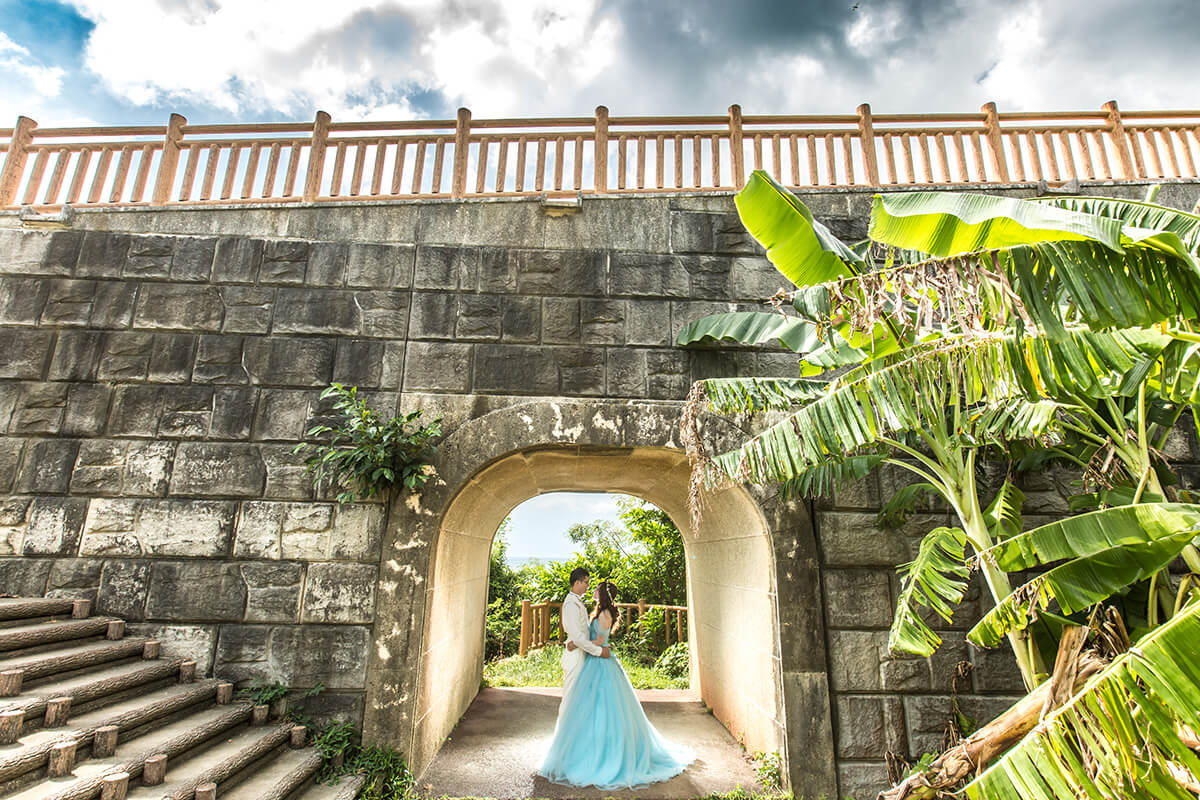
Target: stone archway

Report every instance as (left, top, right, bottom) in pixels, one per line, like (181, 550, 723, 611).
(363, 399, 838, 796)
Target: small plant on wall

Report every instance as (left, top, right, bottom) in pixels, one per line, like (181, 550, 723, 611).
(294, 383, 443, 504)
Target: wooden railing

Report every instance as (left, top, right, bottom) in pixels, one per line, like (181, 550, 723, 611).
(3, 101, 1199, 210)
(517, 599, 688, 657)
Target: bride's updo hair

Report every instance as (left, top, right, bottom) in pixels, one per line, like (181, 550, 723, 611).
(591, 580, 622, 633)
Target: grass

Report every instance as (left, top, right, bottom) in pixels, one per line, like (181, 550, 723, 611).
(482, 643, 689, 690)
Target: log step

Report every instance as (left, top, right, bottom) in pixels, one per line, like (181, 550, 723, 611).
(0, 681, 221, 784)
(123, 722, 294, 800)
(1, 703, 254, 800)
(219, 746, 323, 800)
(0, 599, 77, 624)
(0, 659, 186, 728)
(0, 619, 118, 654)
(0, 639, 153, 684)
(294, 772, 368, 800)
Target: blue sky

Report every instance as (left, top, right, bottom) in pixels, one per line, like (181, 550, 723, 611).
(4, 1, 1200, 128)
(503, 492, 625, 562)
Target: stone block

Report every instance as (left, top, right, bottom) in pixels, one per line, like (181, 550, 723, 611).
(13, 383, 67, 433)
(473, 344, 557, 394)
(96, 559, 150, 620)
(23, 497, 88, 556)
(0, 276, 49, 325)
(242, 562, 303, 623)
(823, 569, 894, 629)
(293, 691, 364, 728)
(818, 511, 935, 568)
(15, 438, 79, 494)
(41, 278, 96, 326)
(0, 230, 78, 275)
(608, 252, 690, 298)
(685, 255, 734, 299)
(281, 504, 333, 559)
(252, 389, 311, 441)
(348, 243, 411, 288)
(124, 441, 175, 495)
(48, 330, 103, 380)
(193, 335, 249, 384)
(556, 348, 606, 396)
(215, 625, 271, 673)
(212, 237, 263, 283)
(457, 295, 502, 340)
(221, 287, 275, 335)
(71, 440, 126, 494)
(580, 299, 625, 344)
(646, 350, 690, 400)
(625, 300, 671, 346)
(90, 281, 138, 328)
(354, 291, 409, 338)
(837, 763, 891, 800)
(730, 256, 786, 301)
(107, 384, 161, 436)
(901, 694, 957, 759)
(170, 443, 266, 497)
(333, 339, 386, 389)
(124, 235, 174, 277)
(0, 439, 23, 492)
(260, 240, 310, 284)
(261, 445, 314, 500)
(968, 642, 1026, 693)
(46, 558, 103, 602)
(127, 623, 217, 676)
(607, 349, 647, 397)
(0, 329, 53, 379)
(0, 382, 17, 432)
(81, 498, 238, 557)
(414, 245, 474, 290)
(169, 236, 217, 281)
(302, 563, 378, 623)
(880, 653, 931, 692)
(0, 557, 52, 595)
(835, 695, 907, 759)
(97, 332, 153, 380)
(243, 337, 334, 387)
(76, 231, 130, 277)
(515, 249, 606, 295)
(146, 561, 248, 621)
(541, 297, 580, 343)
(134, 284, 224, 332)
(211, 387, 256, 438)
(300, 241, 346, 286)
(403, 342, 472, 392)
(148, 333, 197, 383)
(476, 247, 517, 292)
(669, 211, 758, 255)
(273, 288, 360, 335)
(409, 292, 458, 339)
(268, 625, 370, 689)
(158, 386, 214, 438)
(329, 504, 385, 561)
(669, 300, 738, 331)
(501, 296, 540, 343)
(234, 501, 284, 559)
(827, 629, 886, 692)
(0, 497, 29, 555)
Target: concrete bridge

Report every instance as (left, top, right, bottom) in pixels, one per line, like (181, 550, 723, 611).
(2, 175, 1199, 798)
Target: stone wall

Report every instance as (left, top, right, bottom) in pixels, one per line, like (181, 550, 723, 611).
(3, 181, 1199, 798)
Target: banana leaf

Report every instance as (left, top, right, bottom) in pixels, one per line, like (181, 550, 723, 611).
(693, 376, 829, 414)
(889, 526, 971, 656)
(968, 503, 1200, 647)
(964, 599, 1200, 800)
(778, 453, 888, 499)
(1034, 194, 1200, 262)
(982, 479, 1025, 540)
(675, 311, 822, 352)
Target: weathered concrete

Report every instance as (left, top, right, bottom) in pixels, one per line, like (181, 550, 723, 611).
(420, 687, 762, 799)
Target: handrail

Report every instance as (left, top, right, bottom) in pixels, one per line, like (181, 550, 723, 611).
(3, 100, 1198, 210)
(517, 599, 688, 657)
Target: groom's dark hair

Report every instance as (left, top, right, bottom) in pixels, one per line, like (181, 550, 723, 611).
(568, 567, 589, 586)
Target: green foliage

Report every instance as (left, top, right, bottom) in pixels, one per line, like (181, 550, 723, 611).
(293, 384, 442, 504)
(484, 519, 525, 661)
(876, 482, 940, 529)
(314, 723, 415, 799)
(888, 527, 971, 657)
(481, 643, 687, 690)
(236, 680, 289, 706)
(653, 641, 690, 682)
(751, 750, 783, 790)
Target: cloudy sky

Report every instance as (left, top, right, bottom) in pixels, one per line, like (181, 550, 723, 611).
(2, 0, 1198, 128)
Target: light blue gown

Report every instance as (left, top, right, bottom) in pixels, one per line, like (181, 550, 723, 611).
(539, 618, 695, 789)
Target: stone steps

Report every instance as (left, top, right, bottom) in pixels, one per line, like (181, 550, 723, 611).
(0, 599, 362, 800)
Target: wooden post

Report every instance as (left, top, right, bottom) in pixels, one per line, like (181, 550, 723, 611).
(637, 599, 647, 628)
(94, 725, 119, 758)
(451, 107, 471, 198)
(142, 640, 160, 660)
(143, 754, 167, 785)
(48, 741, 76, 777)
(252, 705, 269, 725)
(0, 116, 37, 207)
(106, 619, 125, 640)
(100, 772, 130, 800)
(45, 696, 71, 727)
(72, 598, 91, 619)
(676, 609, 684, 643)
(303, 111, 332, 202)
(216, 682, 233, 704)
(270, 696, 288, 719)
(0, 709, 23, 744)
(594, 106, 609, 192)
(1103, 100, 1137, 179)
(0, 669, 21, 696)
(728, 104, 745, 189)
(290, 725, 307, 748)
(178, 660, 196, 683)
(151, 113, 186, 205)
(519, 600, 531, 656)
(665, 610, 672, 646)
(980, 102, 1010, 182)
(856, 103, 880, 186)
(539, 604, 549, 647)
(195, 781, 217, 800)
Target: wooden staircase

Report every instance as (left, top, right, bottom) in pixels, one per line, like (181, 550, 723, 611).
(0, 598, 364, 800)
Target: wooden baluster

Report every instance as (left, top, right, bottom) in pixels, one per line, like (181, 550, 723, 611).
(574, 136, 585, 190)
(241, 142, 261, 198)
(349, 141, 366, 196)
(130, 145, 154, 202)
(0, 115, 36, 207)
(674, 134, 683, 188)
(178, 144, 200, 202)
(1057, 131, 1078, 180)
(1157, 129, 1177, 177)
(21, 148, 48, 205)
(1090, 129, 1112, 179)
(452, 107, 471, 198)
(109, 146, 133, 203)
(554, 135, 565, 190)
(842, 133, 855, 185)
(951, 133, 969, 182)
(882, 133, 897, 184)
(371, 140, 386, 196)
(1041, 131, 1060, 181)
(412, 140, 426, 193)
(655, 134, 665, 189)
(1009, 134, 1027, 182)
(1076, 131, 1095, 180)
(1128, 128, 1148, 178)
(752, 133, 763, 171)
(789, 134, 800, 186)
(969, 131, 986, 181)
(617, 135, 627, 190)
(200, 144, 220, 200)
(676, 609, 684, 643)
(43, 148, 69, 203)
(494, 138, 507, 193)
(665, 610, 672, 646)
(476, 139, 489, 194)
(303, 110, 331, 201)
(66, 147, 93, 203)
(980, 101, 1010, 182)
(534, 138, 546, 191)
(1024, 131, 1043, 179)
(520, 600, 531, 656)
(391, 140, 407, 194)
(636, 135, 646, 189)
(807, 135, 818, 185)
(514, 137, 526, 192)
(900, 135, 914, 184)
(692, 135, 702, 187)
(856, 103, 879, 186)
(594, 106, 609, 191)
(283, 139, 303, 196)
(1103, 100, 1137, 179)
(263, 142, 282, 198)
(151, 113, 186, 205)
(710, 134, 720, 186)
(824, 133, 836, 185)
(728, 104, 745, 188)
(1175, 129, 1196, 178)
(430, 139, 445, 193)
(220, 146, 241, 200)
(541, 604, 550, 648)
(88, 148, 113, 204)
(916, 134, 932, 183)
(933, 132, 950, 183)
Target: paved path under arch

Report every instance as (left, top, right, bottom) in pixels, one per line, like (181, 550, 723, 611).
(420, 687, 764, 799)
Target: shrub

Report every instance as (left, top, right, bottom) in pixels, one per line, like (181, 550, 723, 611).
(653, 641, 689, 681)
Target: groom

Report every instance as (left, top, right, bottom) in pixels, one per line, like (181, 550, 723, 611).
(560, 567, 610, 699)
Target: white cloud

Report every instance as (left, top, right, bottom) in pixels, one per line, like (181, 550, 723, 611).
(0, 31, 84, 127)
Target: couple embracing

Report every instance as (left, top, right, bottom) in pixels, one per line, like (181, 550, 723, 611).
(538, 567, 695, 790)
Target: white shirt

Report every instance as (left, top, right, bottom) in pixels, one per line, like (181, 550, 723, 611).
(562, 591, 603, 657)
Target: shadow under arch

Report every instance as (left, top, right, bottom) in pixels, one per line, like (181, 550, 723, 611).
(362, 399, 837, 796)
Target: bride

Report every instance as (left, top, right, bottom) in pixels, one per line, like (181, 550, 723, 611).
(539, 579, 694, 789)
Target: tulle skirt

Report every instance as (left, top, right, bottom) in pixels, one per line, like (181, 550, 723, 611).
(539, 650, 694, 789)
